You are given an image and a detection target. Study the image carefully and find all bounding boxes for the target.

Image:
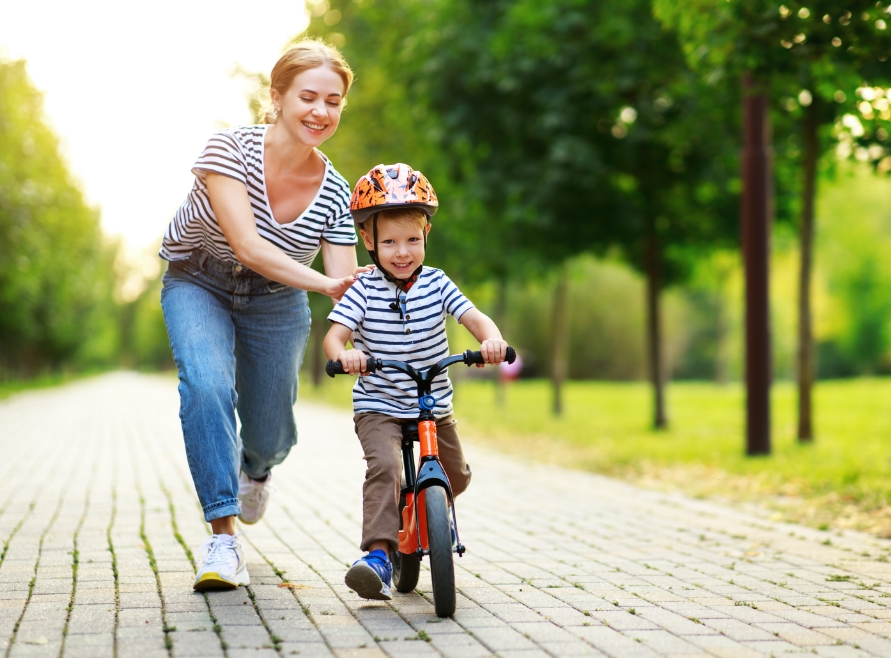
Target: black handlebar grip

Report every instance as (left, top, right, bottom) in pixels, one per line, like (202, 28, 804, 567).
(325, 358, 378, 377)
(464, 346, 517, 366)
(464, 350, 485, 365)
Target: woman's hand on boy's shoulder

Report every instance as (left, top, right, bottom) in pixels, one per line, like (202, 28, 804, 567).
(324, 266, 375, 300)
(325, 276, 359, 300)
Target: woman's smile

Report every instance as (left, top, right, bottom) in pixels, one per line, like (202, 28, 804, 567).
(302, 120, 327, 132)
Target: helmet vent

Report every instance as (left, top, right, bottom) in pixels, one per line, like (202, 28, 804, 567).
(386, 166, 400, 179)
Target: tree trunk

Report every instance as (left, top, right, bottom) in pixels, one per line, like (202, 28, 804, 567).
(714, 272, 730, 385)
(797, 101, 818, 443)
(494, 275, 509, 407)
(741, 73, 773, 456)
(645, 227, 668, 429)
(550, 267, 570, 416)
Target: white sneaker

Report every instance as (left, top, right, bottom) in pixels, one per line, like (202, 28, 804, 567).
(193, 534, 250, 591)
(238, 471, 276, 524)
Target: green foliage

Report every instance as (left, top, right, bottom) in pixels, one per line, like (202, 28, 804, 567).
(302, 0, 740, 287)
(458, 256, 701, 380)
(124, 273, 174, 371)
(0, 58, 120, 378)
(816, 165, 891, 374)
(409, 0, 739, 283)
(654, 1, 891, 86)
(655, 0, 891, 218)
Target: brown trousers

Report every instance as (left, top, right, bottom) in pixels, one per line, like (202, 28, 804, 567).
(354, 412, 472, 552)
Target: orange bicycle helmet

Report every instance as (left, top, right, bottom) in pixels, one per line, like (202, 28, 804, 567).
(350, 163, 438, 224)
(350, 163, 440, 289)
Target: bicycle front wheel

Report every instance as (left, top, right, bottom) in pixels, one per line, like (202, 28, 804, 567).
(425, 486, 456, 617)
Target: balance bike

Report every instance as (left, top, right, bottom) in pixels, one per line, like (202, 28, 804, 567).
(327, 346, 516, 617)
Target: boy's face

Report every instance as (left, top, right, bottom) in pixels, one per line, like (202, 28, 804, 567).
(360, 218, 431, 279)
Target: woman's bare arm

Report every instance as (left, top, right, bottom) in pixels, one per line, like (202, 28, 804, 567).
(207, 172, 357, 298)
(321, 241, 359, 279)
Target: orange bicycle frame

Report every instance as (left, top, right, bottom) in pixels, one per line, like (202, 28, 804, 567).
(398, 419, 441, 555)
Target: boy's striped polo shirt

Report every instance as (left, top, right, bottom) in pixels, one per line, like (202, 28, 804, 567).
(328, 267, 475, 419)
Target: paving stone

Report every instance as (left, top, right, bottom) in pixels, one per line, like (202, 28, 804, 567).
(461, 626, 538, 651)
(683, 634, 766, 658)
(755, 622, 838, 646)
(537, 641, 607, 656)
(624, 629, 706, 655)
(572, 625, 661, 657)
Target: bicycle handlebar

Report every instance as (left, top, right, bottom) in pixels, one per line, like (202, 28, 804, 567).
(325, 346, 516, 379)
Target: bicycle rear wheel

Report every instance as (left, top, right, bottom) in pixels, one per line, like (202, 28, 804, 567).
(390, 550, 421, 592)
(425, 486, 456, 617)
(391, 490, 420, 592)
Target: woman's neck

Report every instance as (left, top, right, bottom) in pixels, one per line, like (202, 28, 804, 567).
(264, 122, 318, 177)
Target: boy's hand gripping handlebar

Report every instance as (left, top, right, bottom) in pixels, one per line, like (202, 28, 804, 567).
(325, 346, 517, 378)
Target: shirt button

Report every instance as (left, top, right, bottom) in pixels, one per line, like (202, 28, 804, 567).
(405, 328, 411, 335)
(405, 315, 411, 320)
(234, 265, 243, 272)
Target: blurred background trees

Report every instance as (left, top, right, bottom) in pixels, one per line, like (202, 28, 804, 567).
(655, 0, 891, 444)
(0, 58, 120, 379)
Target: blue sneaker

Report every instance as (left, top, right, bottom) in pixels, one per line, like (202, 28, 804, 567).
(345, 550, 392, 600)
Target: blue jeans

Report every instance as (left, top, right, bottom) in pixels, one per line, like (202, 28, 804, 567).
(161, 250, 311, 522)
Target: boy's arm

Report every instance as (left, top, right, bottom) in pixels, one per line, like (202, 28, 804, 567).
(459, 308, 509, 365)
(323, 322, 369, 375)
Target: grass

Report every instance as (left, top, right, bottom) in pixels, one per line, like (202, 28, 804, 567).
(302, 376, 891, 536)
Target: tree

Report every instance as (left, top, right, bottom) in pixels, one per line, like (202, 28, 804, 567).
(656, 0, 891, 446)
(0, 58, 120, 378)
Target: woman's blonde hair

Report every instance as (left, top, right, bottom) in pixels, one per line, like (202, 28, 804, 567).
(260, 38, 354, 124)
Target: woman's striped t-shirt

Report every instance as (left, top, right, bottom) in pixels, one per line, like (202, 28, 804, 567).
(328, 267, 475, 419)
(159, 125, 357, 265)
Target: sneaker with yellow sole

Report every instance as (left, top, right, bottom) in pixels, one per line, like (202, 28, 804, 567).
(193, 533, 250, 591)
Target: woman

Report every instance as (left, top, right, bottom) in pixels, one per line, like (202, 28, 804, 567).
(160, 39, 366, 590)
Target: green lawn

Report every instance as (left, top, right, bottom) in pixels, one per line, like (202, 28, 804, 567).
(302, 377, 891, 535)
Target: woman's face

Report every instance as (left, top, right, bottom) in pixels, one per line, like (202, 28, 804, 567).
(273, 65, 345, 147)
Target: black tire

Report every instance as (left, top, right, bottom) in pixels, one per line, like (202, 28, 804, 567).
(425, 486, 456, 617)
(390, 549, 421, 592)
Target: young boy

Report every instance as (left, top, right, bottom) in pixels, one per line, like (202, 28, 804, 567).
(324, 163, 508, 600)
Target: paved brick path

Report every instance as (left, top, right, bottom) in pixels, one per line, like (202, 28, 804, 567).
(3, 374, 891, 657)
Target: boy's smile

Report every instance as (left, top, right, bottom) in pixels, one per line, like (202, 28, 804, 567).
(361, 219, 431, 280)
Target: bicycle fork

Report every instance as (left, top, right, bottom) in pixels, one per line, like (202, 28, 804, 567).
(398, 419, 465, 558)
